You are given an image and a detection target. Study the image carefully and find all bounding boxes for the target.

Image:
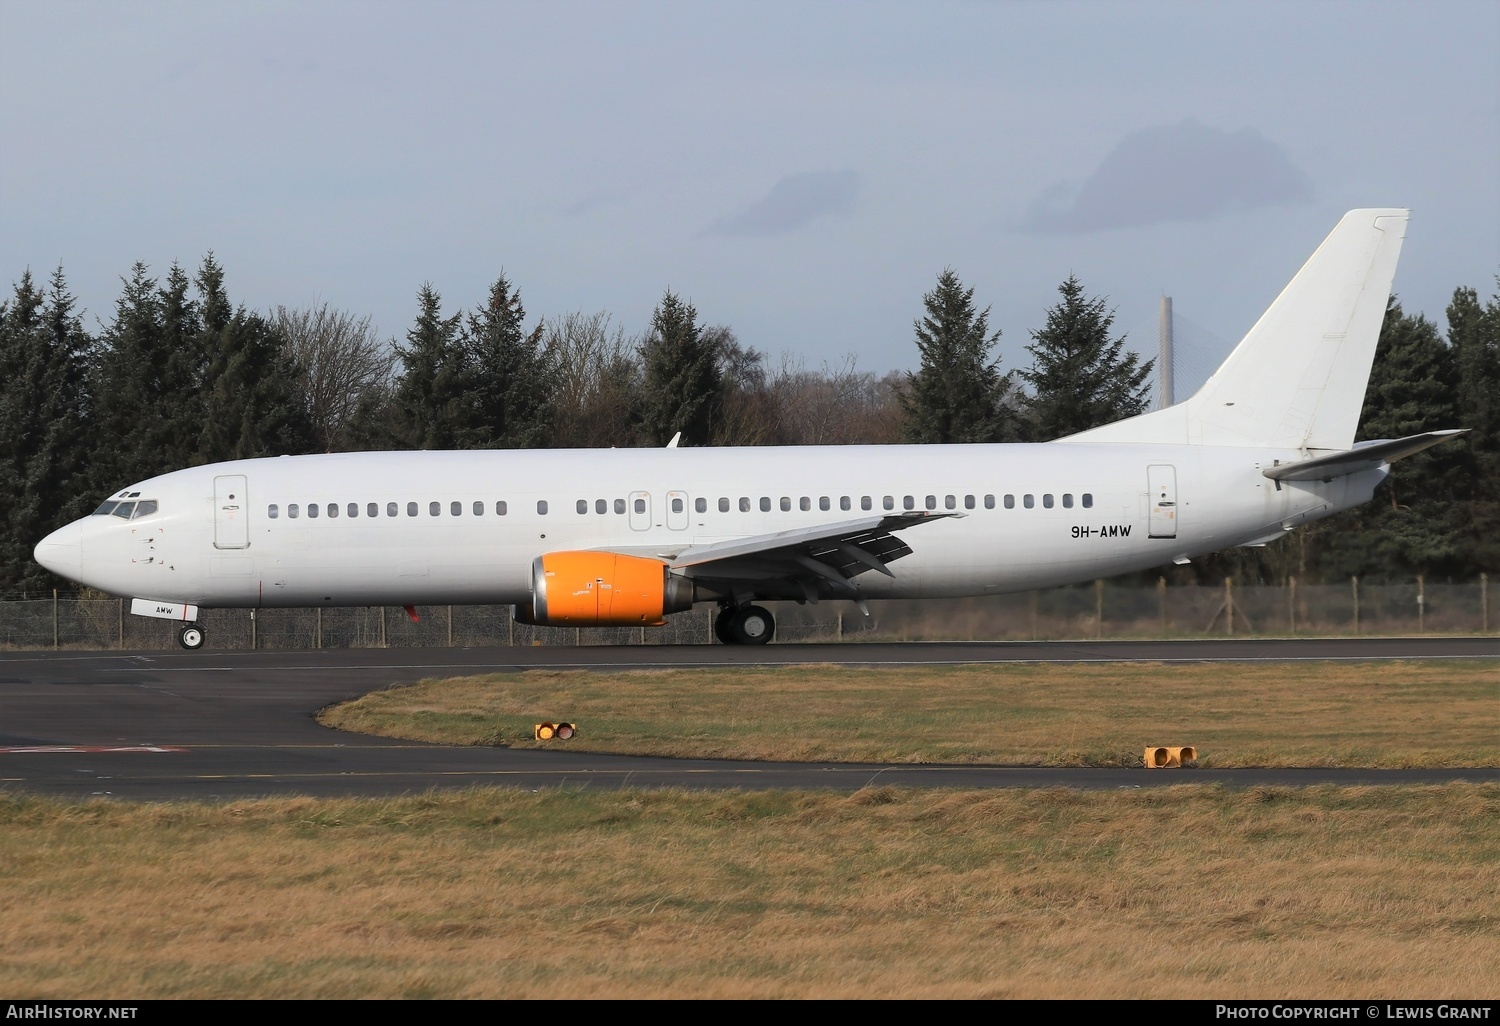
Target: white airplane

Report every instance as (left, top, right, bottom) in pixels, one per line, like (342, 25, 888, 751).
(34, 208, 1462, 649)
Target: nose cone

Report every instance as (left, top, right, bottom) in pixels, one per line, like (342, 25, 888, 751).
(34, 521, 84, 580)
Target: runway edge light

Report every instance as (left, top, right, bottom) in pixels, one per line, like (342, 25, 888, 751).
(535, 722, 576, 741)
(1144, 745, 1197, 768)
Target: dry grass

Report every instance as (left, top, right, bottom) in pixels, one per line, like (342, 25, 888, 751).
(2, 784, 1496, 999)
(319, 660, 1500, 768)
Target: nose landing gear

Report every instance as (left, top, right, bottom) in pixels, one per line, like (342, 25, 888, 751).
(713, 604, 775, 645)
(177, 624, 205, 650)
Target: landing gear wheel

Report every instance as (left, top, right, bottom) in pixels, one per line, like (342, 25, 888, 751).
(178, 624, 205, 651)
(713, 608, 735, 645)
(729, 605, 775, 646)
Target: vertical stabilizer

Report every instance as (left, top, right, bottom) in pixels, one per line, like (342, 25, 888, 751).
(1063, 209, 1408, 451)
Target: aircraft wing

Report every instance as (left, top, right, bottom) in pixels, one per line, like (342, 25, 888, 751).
(613, 512, 960, 602)
(1263, 430, 1467, 482)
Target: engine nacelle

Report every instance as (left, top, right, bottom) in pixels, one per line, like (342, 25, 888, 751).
(517, 551, 695, 626)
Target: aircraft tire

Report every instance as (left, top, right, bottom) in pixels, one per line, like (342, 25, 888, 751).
(713, 608, 735, 645)
(729, 605, 775, 646)
(178, 624, 205, 651)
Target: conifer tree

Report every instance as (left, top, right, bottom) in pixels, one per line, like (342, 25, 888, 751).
(1020, 275, 1152, 440)
(393, 284, 464, 449)
(1445, 282, 1500, 572)
(637, 291, 723, 446)
(456, 274, 556, 449)
(899, 269, 1018, 443)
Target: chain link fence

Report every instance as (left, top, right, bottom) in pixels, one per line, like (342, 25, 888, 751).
(1, 575, 1492, 651)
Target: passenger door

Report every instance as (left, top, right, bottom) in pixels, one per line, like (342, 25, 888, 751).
(1147, 465, 1178, 539)
(213, 475, 250, 549)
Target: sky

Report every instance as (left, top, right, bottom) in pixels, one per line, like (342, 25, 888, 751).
(2, 0, 1496, 396)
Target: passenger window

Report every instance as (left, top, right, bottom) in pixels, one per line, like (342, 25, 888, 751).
(925, 495, 936, 510)
(348, 503, 359, 518)
(1004, 494, 1015, 509)
(883, 496, 894, 510)
(944, 495, 955, 510)
(387, 502, 397, 517)
(984, 494, 995, 509)
(597, 499, 609, 514)
(289, 504, 300, 519)
(451, 501, 462, 516)
(819, 496, 830, 511)
(740, 497, 751, 512)
(695, 497, 707, 513)
(577, 499, 588, 514)
(719, 497, 730, 512)
(497, 501, 508, 515)
(369, 503, 379, 518)
(965, 495, 975, 509)
(133, 500, 158, 518)
(862, 496, 872, 511)
(430, 501, 441, 516)
(268, 504, 279, 519)
(634, 498, 646, 514)
(799, 497, 810, 511)
(111, 502, 135, 519)
(761, 497, 771, 512)
(840, 496, 851, 511)
(1082, 493, 1093, 509)
(407, 502, 418, 517)
(308, 503, 319, 519)
(1062, 493, 1073, 508)
(328, 503, 339, 518)
(1042, 494, 1053, 509)
(1024, 494, 1035, 508)
(474, 501, 484, 516)
(614, 498, 625, 514)
(903, 496, 914, 510)
(538, 500, 549, 515)
(779, 497, 791, 512)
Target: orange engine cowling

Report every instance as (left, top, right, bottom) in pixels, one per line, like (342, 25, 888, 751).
(519, 551, 695, 626)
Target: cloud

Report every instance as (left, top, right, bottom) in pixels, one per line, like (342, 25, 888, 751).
(1016, 120, 1312, 233)
(706, 170, 860, 236)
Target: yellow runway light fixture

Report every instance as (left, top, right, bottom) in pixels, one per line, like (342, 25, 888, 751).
(1144, 745, 1197, 768)
(534, 722, 576, 741)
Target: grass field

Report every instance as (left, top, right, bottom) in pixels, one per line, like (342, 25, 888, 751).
(319, 660, 1500, 768)
(2, 784, 1497, 998)
(3, 659, 1496, 998)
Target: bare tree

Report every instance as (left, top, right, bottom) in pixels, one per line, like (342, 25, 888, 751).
(274, 304, 397, 451)
(767, 354, 904, 445)
(546, 311, 642, 447)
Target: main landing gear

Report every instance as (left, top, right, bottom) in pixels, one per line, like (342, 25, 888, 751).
(177, 624, 205, 650)
(714, 604, 775, 645)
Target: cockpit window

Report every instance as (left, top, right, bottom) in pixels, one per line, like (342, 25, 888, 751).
(93, 501, 120, 516)
(132, 500, 158, 518)
(111, 501, 136, 519)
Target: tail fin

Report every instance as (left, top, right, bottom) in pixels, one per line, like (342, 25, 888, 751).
(1063, 208, 1408, 452)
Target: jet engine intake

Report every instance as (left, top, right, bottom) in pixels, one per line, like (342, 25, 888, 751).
(518, 551, 694, 626)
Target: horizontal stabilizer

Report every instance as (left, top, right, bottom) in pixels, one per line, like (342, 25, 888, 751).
(1262, 430, 1466, 482)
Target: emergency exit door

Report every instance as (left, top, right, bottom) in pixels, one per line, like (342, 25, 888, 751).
(214, 475, 250, 549)
(1148, 465, 1178, 539)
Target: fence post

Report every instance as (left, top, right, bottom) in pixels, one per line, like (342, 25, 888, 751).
(838, 612, 844, 641)
(118, 598, 124, 649)
(1483, 573, 1490, 634)
(52, 589, 58, 650)
(508, 607, 514, 646)
(1157, 576, 1167, 636)
(1029, 591, 1039, 640)
(316, 607, 322, 649)
(1095, 579, 1104, 639)
(448, 605, 454, 647)
(380, 606, 387, 648)
(1352, 576, 1360, 635)
(1417, 575, 1425, 633)
(1288, 575, 1297, 634)
(250, 609, 257, 650)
